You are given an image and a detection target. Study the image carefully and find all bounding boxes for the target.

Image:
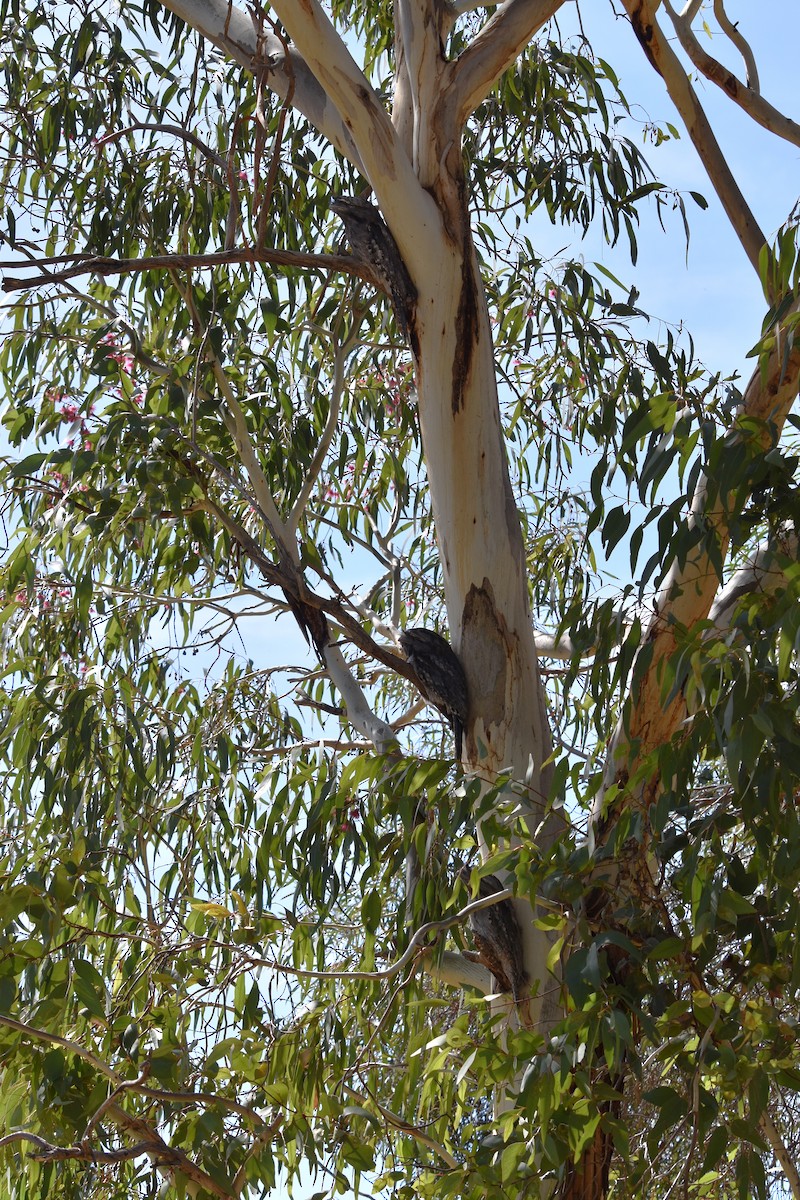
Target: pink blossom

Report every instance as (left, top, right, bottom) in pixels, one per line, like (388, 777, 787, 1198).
(59, 402, 80, 423)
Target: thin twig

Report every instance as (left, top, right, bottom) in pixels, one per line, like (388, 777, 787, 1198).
(95, 123, 227, 168)
(343, 1083, 459, 1168)
(214, 885, 516, 983)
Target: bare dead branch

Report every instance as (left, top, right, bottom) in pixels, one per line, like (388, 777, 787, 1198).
(713, 0, 759, 92)
(621, 0, 767, 277)
(662, 0, 800, 148)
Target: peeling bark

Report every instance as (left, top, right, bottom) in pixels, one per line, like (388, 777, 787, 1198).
(560, 1126, 615, 1200)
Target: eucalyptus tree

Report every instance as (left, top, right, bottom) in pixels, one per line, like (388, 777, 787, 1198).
(1, 1, 799, 1198)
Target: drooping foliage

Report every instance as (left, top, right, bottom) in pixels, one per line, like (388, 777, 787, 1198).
(0, 2, 799, 1199)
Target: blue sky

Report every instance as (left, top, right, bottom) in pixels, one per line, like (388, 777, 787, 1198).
(562, 1, 798, 381)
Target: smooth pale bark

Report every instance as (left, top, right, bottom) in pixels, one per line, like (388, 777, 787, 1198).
(411, 231, 565, 1030)
(445, 0, 566, 123)
(709, 529, 799, 630)
(267, 0, 445, 266)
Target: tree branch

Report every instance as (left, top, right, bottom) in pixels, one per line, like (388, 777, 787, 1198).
(343, 1084, 460, 1169)
(204, 494, 422, 684)
(425, 947, 494, 993)
(760, 1110, 800, 1200)
(265, 0, 401, 179)
(621, 0, 767, 277)
(597, 296, 800, 825)
(446, 0, 565, 125)
(96, 122, 227, 168)
(266, 0, 441, 263)
(396, 0, 452, 176)
(661, 0, 800, 148)
(708, 529, 799, 631)
(103, 1102, 232, 1199)
(157, 0, 362, 169)
(391, 13, 415, 155)
(1, 247, 377, 293)
(1, 1132, 172, 1166)
(0, 1012, 270, 1126)
(226, 886, 515, 983)
(0, 1015, 255, 1198)
(713, 0, 759, 92)
(230, 1114, 286, 1195)
(321, 642, 400, 752)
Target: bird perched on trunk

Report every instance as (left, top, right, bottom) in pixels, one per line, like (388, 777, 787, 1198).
(399, 627, 469, 758)
(331, 195, 417, 348)
(460, 866, 530, 1020)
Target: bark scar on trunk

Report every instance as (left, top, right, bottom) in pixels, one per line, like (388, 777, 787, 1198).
(462, 579, 509, 741)
(627, 2, 658, 73)
(451, 253, 479, 414)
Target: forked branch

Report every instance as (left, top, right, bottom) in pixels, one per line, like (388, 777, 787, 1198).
(158, 0, 362, 167)
(662, 0, 800, 148)
(622, 0, 767, 276)
(446, 0, 566, 124)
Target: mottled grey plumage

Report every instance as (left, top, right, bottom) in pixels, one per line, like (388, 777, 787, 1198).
(399, 627, 469, 758)
(331, 195, 417, 345)
(461, 867, 529, 1008)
